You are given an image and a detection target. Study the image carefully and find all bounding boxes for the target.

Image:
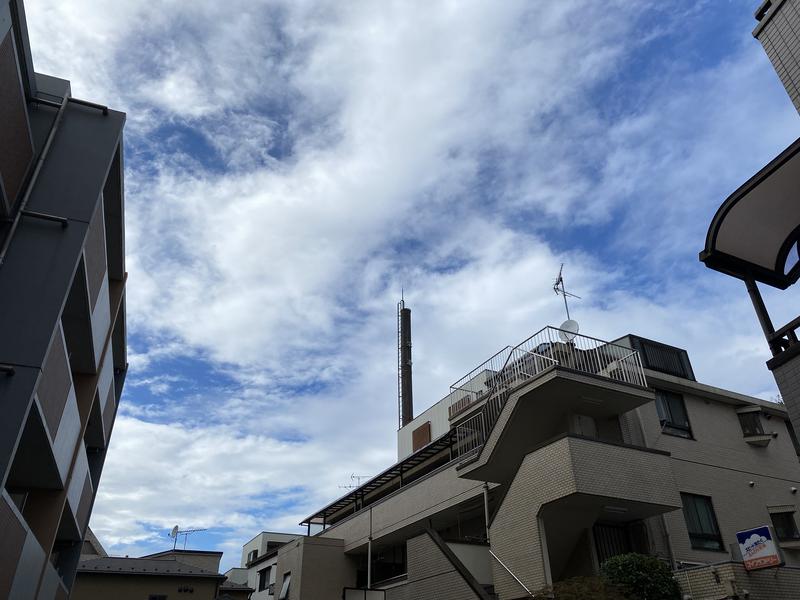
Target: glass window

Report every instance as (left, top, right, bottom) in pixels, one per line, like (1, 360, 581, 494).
(655, 390, 692, 438)
(681, 493, 724, 551)
(771, 512, 800, 541)
(247, 549, 258, 563)
(279, 572, 291, 600)
(738, 411, 764, 437)
(258, 567, 270, 591)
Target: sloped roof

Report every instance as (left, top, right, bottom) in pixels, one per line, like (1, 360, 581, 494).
(77, 557, 223, 578)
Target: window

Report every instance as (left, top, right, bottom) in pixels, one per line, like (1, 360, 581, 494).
(278, 572, 291, 600)
(247, 549, 258, 563)
(258, 566, 271, 592)
(681, 493, 724, 551)
(738, 411, 764, 437)
(655, 390, 692, 438)
(771, 511, 800, 542)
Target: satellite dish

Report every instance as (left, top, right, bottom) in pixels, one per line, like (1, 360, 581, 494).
(559, 319, 579, 342)
(170, 525, 179, 538)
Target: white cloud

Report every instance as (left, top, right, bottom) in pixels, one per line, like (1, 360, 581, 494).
(23, 0, 800, 571)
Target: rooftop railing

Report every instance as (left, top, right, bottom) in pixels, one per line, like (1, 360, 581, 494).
(450, 326, 647, 460)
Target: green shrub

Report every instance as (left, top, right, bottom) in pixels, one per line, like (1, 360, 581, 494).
(535, 575, 629, 600)
(600, 553, 681, 600)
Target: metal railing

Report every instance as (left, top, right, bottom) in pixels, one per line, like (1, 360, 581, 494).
(450, 326, 646, 460)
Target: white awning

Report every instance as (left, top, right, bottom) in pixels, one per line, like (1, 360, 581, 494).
(701, 136, 800, 289)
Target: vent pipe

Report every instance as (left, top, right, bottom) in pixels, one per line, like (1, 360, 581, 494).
(398, 299, 413, 428)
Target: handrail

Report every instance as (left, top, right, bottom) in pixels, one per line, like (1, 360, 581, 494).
(450, 327, 647, 461)
(489, 549, 538, 598)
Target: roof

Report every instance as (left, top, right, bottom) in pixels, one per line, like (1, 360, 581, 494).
(301, 428, 455, 526)
(77, 557, 224, 579)
(142, 549, 223, 558)
(701, 135, 800, 289)
(220, 579, 254, 591)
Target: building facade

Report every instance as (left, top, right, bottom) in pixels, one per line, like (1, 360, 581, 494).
(0, 1, 127, 598)
(225, 531, 299, 600)
(234, 327, 800, 599)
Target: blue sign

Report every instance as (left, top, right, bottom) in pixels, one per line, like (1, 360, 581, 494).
(736, 525, 782, 571)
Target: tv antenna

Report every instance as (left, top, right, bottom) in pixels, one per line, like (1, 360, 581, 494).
(169, 525, 208, 550)
(553, 264, 581, 341)
(338, 473, 371, 490)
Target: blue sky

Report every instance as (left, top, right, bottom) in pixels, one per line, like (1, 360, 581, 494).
(24, 0, 800, 570)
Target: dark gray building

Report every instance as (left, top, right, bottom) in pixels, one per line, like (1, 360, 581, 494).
(701, 1, 800, 442)
(0, 1, 127, 598)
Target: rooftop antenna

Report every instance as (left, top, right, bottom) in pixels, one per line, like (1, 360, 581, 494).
(553, 264, 581, 342)
(338, 473, 372, 490)
(169, 525, 208, 550)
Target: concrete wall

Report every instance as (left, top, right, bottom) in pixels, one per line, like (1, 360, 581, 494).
(319, 463, 486, 552)
(754, 0, 800, 114)
(676, 561, 800, 600)
(448, 543, 492, 585)
(489, 436, 680, 600)
(405, 532, 481, 600)
(275, 536, 356, 600)
(71, 574, 220, 600)
(772, 355, 800, 446)
(632, 378, 800, 566)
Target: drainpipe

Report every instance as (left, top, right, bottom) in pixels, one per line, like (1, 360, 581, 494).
(367, 536, 372, 588)
(367, 508, 373, 588)
(483, 483, 491, 543)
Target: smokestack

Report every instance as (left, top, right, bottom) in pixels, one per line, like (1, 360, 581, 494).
(398, 299, 413, 428)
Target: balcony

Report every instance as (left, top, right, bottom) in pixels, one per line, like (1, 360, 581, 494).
(490, 435, 681, 589)
(450, 327, 650, 479)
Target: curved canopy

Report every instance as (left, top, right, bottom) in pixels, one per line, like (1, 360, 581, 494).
(701, 136, 800, 289)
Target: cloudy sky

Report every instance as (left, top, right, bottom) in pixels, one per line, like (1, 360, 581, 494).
(24, 0, 800, 569)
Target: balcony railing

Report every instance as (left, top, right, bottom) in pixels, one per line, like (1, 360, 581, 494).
(450, 326, 647, 460)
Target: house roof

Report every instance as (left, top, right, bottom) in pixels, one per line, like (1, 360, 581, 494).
(220, 579, 254, 591)
(77, 557, 224, 579)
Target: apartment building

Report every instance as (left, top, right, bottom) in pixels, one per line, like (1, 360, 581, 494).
(240, 326, 800, 600)
(225, 532, 299, 599)
(0, 1, 127, 598)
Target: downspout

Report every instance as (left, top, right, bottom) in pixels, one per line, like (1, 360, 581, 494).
(483, 483, 491, 543)
(0, 93, 69, 267)
(367, 508, 373, 588)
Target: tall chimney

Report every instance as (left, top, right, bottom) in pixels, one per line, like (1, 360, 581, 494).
(398, 299, 413, 428)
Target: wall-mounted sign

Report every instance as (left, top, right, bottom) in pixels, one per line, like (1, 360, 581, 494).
(736, 525, 783, 571)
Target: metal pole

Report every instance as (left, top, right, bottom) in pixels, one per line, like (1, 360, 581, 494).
(745, 278, 776, 336)
(367, 536, 372, 588)
(367, 507, 373, 588)
(483, 482, 491, 543)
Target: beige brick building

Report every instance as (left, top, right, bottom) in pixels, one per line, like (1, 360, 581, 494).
(233, 328, 800, 600)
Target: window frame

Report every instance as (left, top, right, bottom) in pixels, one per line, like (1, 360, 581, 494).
(278, 572, 291, 600)
(655, 390, 693, 439)
(738, 411, 765, 437)
(247, 548, 258, 563)
(258, 566, 270, 592)
(771, 511, 800, 542)
(680, 492, 724, 552)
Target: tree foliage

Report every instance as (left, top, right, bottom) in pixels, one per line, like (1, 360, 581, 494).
(600, 553, 681, 600)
